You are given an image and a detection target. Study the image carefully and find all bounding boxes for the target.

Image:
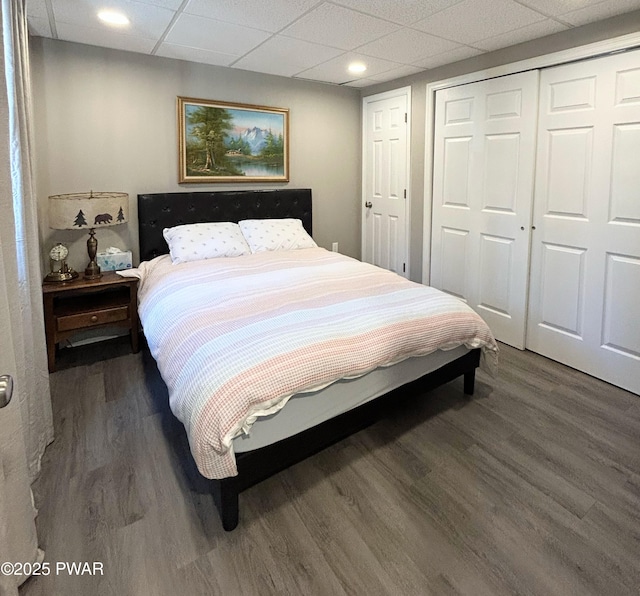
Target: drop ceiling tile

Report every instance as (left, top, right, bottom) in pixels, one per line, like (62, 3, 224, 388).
(281, 3, 400, 51)
(165, 13, 271, 55)
(55, 22, 158, 53)
(184, 0, 320, 33)
(344, 77, 381, 88)
(27, 16, 52, 38)
(347, 65, 426, 87)
(296, 52, 401, 84)
(413, 45, 483, 69)
(333, 0, 466, 26)
(357, 27, 460, 64)
(368, 64, 425, 81)
(155, 43, 238, 67)
(413, 0, 546, 45)
(134, 0, 184, 8)
(233, 36, 343, 77)
(516, 0, 617, 18)
(474, 18, 569, 51)
(26, 1, 49, 19)
(52, 0, 176, 39)
(559, 0, 640, 27)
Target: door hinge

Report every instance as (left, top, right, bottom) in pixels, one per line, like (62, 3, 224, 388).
(403, 263, 406, 273)
(404, 112, 407, 123)
(403, 189, 407, 199)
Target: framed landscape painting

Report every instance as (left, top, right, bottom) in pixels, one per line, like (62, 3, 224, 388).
(178, 97, 289, 183)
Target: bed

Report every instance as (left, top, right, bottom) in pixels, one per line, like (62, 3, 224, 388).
(132, 188, 498, 530)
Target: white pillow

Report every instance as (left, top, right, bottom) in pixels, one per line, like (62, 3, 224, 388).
(163, 222, 251, 264)
(238, 218, 317, 253)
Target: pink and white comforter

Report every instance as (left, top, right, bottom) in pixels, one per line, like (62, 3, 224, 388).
(122, 248, 498, 479)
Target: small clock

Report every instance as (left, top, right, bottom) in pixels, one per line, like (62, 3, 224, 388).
(44, 242, 78, 283)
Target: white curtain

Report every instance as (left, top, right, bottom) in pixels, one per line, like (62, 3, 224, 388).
(2, 0, 53, 477)
(0, 1, 53, 592)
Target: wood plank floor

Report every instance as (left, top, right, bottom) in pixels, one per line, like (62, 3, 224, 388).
(21, 340, 640, 596)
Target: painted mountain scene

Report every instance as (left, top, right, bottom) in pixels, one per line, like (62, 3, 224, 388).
(182, 101, 288, 181)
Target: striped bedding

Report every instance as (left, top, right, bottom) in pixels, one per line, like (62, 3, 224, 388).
(122, 248, 498, 479)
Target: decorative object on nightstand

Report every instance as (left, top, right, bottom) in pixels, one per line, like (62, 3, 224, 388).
(44, 242, 78, 282)
(48, 191, 129, 280)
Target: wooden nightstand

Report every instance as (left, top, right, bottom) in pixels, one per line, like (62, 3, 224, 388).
(43, 272, 139, 372)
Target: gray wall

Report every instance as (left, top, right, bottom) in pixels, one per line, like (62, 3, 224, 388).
(31, 38, 361, 271)
(362, 10, 640, 282)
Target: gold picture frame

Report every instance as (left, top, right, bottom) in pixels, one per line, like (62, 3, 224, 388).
(177, 96, 289, 183)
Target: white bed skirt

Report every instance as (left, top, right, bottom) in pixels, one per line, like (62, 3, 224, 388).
(233, 345, 470, 453)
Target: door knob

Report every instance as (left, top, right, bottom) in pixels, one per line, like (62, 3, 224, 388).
(0, 375, 13, 409)
(365, 201, 373, 208)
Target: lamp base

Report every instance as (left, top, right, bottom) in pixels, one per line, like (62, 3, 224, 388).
(84, 262, 102, 280)
(84, 227, 102, 280)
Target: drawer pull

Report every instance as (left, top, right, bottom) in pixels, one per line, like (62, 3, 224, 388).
(90, 315, 99, 323)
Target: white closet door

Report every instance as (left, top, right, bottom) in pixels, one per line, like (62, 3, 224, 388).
(527, 50, 640, 395)
(431, 71, 539, 348)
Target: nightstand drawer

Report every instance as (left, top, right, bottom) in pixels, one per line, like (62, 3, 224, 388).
(56, 305, 129, 332)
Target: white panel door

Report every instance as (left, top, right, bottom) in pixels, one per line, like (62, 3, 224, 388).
(431, 71, 539, 348)
(363, 89, 409, 276)
(527, 50, 640, 395)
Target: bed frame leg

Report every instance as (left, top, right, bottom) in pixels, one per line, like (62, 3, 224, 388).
(463, 369, 476, 395)
(211, 477, 239, 531)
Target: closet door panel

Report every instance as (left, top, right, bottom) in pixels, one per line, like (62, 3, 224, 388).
(610, 123, 640, 223)
(544, 127, 592, 218)
(442, 136, 472, 208)
(602, 254, 640, 359)
(482, 133, 520, 212)
(538, 243, 586, 338)
(527, 49, 640, 395)
(440, 227, 469, 300)
(431, 71, 539, 349)
(478, 234, 514, 316)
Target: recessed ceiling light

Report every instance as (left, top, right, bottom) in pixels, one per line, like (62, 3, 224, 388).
(98, 10, 130, 26)
(348, 62, 367, 74)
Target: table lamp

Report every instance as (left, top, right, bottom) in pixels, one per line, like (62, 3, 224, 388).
(48, 191, 129, 280)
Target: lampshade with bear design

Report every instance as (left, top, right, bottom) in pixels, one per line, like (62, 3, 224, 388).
(48, 191, 129, 279)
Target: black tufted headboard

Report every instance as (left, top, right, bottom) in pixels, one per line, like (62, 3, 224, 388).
(138, 189, 312, 262)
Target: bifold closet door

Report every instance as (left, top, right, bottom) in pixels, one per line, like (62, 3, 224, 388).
(431, 71, 539, 349)
(527, 50, 640, 395)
